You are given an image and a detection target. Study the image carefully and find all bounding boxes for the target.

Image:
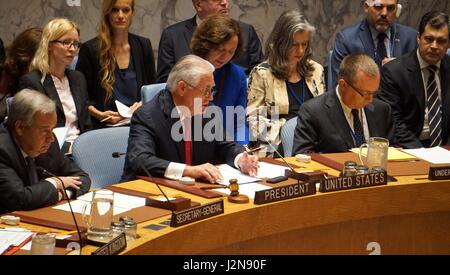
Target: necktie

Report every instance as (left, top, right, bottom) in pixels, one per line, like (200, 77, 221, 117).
(26, 157, 38, 185)
(184, 117, 192, 165)
(426, 65, 442, 147)
(376, 33, 387, 67)
(352, 109, 366, 147)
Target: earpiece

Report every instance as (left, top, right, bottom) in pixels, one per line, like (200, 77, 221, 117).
(396, 4, 402, 18)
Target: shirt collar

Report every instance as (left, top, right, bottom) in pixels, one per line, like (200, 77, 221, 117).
(336, 86, 353, 117)
(416, 48, 441, 70)
(369, 25, 391, 41)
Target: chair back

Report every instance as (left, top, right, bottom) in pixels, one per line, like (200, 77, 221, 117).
(141, 83, 166, 104)
(72, 127, 130, 188)
(280, 117, 298, 157)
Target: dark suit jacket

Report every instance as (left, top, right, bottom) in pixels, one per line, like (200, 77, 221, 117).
(0, 124, 91, 214)
(156, 16, 263, 83)
(121, 89, 244, 181)
(76, 33, 156, 128)
(18, 69, 92, 133)
(330, 19, 417, 89)
(293, 91, 395, 154)
(378, 51, 450, 148)
(0, 38, 4, 65)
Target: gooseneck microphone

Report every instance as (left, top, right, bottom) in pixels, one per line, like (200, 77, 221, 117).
(37, 167, 83, 255)
(112, 152, 171, 205)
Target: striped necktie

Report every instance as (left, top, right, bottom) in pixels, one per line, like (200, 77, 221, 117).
(426, 65, 442, 147)
(352, 109, 366, 147)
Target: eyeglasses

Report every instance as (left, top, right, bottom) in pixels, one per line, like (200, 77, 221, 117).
(183, 80, 215, 98)
(52, 40, 81, 50)
(371, 4, 397, 13)
(346, 81, 378, 97)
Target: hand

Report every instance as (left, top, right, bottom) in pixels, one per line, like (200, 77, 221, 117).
(183, 163, 223, 183)
(54, 176, 82, 191)
(238, 152, 259, 177)
(101, 110, 123, 124)
(382, 57, 396, 66)
(128, 101, 142, 114)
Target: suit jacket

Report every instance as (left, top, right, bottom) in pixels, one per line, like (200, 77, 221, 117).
(76, 33, 156, 128)
(156, 16, 263, 83)
(0, 38, 4, 65)
(121, 89, 244, 181)
(18, 69, 92, 133)
(0, 124, 91, 214)
(293, 91, 395, 154)
(378, 51, 450, 148)
(330, 19, 417, 89)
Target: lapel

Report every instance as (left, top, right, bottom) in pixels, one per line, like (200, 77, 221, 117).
(129, 34, 143, 100)
(391, 23, 402, 57)
(439, 56, 450, 134)
(42, 74, 64, 115)
(66, 70, 82, 120)
(183, 16, 197, 53)
(359, 20, 376, 59)
(407, 52, 426, 116)
(161, 90, 184, 162)
(325, 91, 355, 148)
(5, 126, 32, 186)
(364, 101, 377, 136)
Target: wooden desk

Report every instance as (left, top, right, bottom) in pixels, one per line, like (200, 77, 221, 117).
(9, 158, 450, 255)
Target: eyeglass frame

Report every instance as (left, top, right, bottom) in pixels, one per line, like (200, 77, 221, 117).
(182, 80, 215, 98)
(345, 80, 379, 97)
(371, 3, 397, 13)
(52, 40, 81, 50)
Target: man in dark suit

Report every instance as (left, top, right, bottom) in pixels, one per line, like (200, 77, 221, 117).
(293, 54, 395, 154)
(122, 55, 258, 183)
(156, 0, 263, 83)
(0, 89, 90, 214)
(378, 11, 450, 148)
(330, 0, 417, 90)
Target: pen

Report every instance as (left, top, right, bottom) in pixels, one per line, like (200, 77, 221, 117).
(100, 115, 112, 123)
(244, 145, 264, 154)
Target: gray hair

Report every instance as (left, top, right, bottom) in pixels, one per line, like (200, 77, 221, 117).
(6, 89, 56, 129)
(338, 53, 380, 85)
(265, 10, 316, 80)
(166, 55, 215, 93)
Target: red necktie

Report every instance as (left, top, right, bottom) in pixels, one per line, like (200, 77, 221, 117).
(184, 118, 192, 165)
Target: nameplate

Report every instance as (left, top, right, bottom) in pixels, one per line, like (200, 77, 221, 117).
(170, 200, 224, 227)
(91, 233, 127, 255)
(254, 182, 316, 205)
(428, 166, 450, 180)
(319, 172, 387, 193)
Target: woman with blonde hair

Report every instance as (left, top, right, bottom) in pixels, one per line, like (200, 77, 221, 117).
(247, 10, 325, 156)
(76, 0, 156, 128)
(19, 18, 91, 148)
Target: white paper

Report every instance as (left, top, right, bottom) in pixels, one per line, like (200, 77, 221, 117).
(402, 147, 450, 164)
(52, 127, 69, 149)
(256, 162, 290, 178)
(115, 100, 132, 118)
(214, 183, 271, 199)
(0, 229, 33, 254)
(216, 164, 261, 185)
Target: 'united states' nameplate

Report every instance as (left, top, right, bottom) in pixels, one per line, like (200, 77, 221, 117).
(170, 200, 224, 227)
(319, 172, 387, 193)
(428, 166, 450, 180)
(254, 182, 316, 205)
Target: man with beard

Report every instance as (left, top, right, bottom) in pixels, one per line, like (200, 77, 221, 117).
(330, 0, 417, 89)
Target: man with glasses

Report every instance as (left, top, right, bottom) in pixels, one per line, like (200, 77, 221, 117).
(378, 11, 450, 148)
(122, 55, 258, 183)
(330, 0, 417, 90)
(156, 0, 263, 83)
(293, 54, 395, 154)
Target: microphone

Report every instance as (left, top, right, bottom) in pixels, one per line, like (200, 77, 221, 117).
(112, 152, 191, 211)
(36, 167, 83, 254)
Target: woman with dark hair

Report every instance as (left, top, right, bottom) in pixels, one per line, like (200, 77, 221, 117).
(0, 28, 42, 123)
(191, 14, 249, 144)
(247, 10, 325, 155)
(76, 0, 156, 128)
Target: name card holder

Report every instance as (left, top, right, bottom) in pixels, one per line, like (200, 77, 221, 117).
(319, 171, 387, 193)
(170, 200, 224, 227)
(91, 233, 127, 255)
(428, 166, 450, 180)
(254, 181, 316, 205)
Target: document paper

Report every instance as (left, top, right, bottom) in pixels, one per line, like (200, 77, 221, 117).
(402, 147, 450, 164)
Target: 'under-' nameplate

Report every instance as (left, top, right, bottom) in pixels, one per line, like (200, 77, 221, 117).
(254, 182, 316, 205)
(91, 233, 127, 255)
(319, 171, 387, 193)
(428, 166, 450, 180)
(170, 200, 224, 227)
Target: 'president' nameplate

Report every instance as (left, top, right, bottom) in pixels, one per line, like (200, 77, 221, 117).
(254, 182, 316, 205)
(91, 233, 127, 255)
(170, 200, 224, 227)
(319, 172, 387, 193)
(428, 166, 450, 180)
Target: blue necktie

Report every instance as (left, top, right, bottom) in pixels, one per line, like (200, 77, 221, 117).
(376, 33, 387, 67)
(352, 109, 365, 147)
(427, 65, 442, 147)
